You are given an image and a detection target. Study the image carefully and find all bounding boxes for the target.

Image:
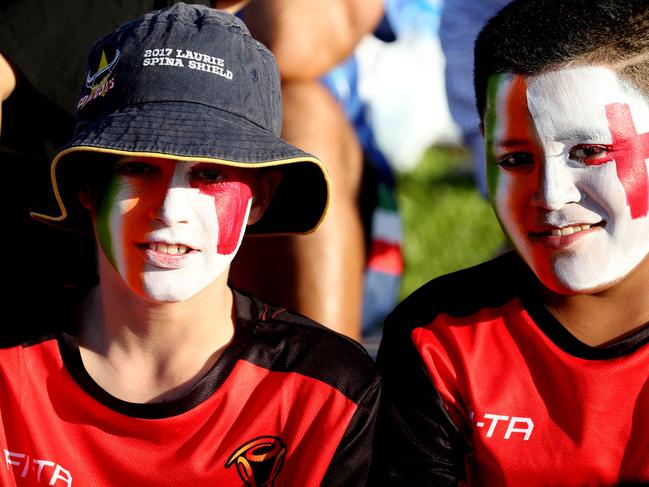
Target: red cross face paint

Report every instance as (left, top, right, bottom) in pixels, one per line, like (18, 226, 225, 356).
(485, 66, 649, 294)
(95, 158, 254, 302)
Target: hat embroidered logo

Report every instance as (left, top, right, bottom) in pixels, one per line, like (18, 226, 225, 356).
(78, 50, 119, 109)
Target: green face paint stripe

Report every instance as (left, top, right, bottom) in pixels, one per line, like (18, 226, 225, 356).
(485, 74, 504, 202)
(484, 74, 518, 249)
(96, 175, 119, 268)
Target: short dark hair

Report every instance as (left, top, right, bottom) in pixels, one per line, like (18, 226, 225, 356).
(474, 0, 649, 119)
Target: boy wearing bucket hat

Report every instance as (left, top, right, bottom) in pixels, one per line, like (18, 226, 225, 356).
(0, 4, 379, 486)
(372, 0, 649, 484)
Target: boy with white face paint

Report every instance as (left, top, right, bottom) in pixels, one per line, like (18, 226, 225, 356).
(1, 5, 380, 486)
(372, 0, 649, 485)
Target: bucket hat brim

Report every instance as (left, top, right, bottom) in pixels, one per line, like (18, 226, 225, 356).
(30, 100, 330, 235)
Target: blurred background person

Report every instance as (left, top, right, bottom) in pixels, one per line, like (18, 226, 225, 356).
(223, 0, 387, 340)
(439, 0, 512, 196)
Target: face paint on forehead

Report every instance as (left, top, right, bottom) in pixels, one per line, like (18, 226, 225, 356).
(526, 66, 649, 220)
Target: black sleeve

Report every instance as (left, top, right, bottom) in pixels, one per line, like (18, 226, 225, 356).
(369, 312, 470, 486)
(320, 376, 381, 487)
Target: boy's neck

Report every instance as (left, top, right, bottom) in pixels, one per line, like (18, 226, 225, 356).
(541, 254, 649, 347)
(78, 264, 236, 404)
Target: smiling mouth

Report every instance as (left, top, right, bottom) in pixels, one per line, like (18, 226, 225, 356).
(138, 242, 198, 269)
(148, 242, 194, 255)
(137, 242, 197, 255)
(531, 221, 606, 239)
(548, 223, 604, 236)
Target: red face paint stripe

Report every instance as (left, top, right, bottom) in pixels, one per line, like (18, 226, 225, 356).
(193, 181, 252, 255)
(605, 103, 649, 219)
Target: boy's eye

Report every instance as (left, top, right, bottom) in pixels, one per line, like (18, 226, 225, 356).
(192, 166, 226, 183)
(568, 144, 611, 165)
(114, 161, 159, 176)
(496, 152, 534, 171)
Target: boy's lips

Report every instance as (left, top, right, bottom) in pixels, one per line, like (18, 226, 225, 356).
(530, 221, 605, 237)
(147, 242, 195, 255)
(137, 242, 199, 268)
(137, 241, 199, 253)
(528, 221, 606, 249)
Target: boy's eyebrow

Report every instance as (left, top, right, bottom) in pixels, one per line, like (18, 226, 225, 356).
(555, 128, 611, 141)
(493, 138, 530, 148)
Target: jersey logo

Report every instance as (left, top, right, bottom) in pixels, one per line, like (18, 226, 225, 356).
(225, 436, 286, 487)
(4, 448, 72, 486)
(472, 412, 534, 441)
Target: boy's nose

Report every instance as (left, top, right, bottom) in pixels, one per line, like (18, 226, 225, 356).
(531, 159, 580, 210)
(152, 186, 192, 225)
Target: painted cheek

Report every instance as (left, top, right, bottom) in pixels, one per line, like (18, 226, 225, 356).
(95, 174, 121, 267)
(192, 180, 253, 255)
(97, 168, 175, 291)
(601, 103, 649, 219)
(486, 75, 533, 223)
(117, 213, 143, 291)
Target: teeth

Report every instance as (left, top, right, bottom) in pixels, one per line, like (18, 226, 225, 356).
(147, 243, 189, 254)
(550, 224, 592, 237)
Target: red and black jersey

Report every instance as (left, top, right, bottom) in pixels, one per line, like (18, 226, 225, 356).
(0, 290, 380, 487)
(372, 252, 649, 486)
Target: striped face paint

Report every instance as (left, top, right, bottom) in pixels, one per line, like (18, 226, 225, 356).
(95, 158, 253, 302)
(485, 66, 649, 294)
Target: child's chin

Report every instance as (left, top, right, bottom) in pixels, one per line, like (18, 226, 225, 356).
(137, 281, 204, 303)
(535, 266, 620, 296)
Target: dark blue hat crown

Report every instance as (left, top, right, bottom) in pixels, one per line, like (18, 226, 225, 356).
(32, 3, 330, 235)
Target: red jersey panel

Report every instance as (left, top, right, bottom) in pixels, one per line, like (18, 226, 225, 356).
(0, 291, 380, 486)
(373, 252, 649, 486)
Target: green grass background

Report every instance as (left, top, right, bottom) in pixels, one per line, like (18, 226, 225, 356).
(395, 146, 505, 300)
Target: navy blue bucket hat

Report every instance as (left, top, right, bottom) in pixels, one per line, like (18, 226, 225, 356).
(31, 3, 330, 235)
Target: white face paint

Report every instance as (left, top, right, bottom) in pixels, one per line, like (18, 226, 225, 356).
(95, 158, 254, 302)
(485, 66, 649, 294)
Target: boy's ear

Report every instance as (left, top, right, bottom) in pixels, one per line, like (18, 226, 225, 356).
(247, 170, 282, 225)
(78, 187, 93, 211)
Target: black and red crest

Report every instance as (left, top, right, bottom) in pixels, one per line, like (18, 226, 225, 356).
(226, 436, 286, 487)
